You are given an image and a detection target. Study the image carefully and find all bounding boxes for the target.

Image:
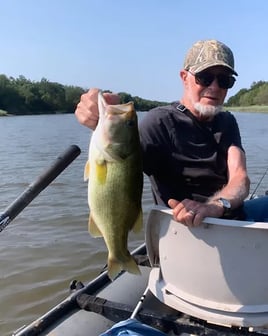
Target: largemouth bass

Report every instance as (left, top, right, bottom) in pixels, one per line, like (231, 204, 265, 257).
(84, 91, 143, 280)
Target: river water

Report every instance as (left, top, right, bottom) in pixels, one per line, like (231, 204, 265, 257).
(0, 112, 268, 335)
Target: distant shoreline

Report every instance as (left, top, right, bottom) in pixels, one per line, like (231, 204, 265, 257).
(0, 111, 71, 117)
(226, 105, 268, 113)
(2, 106, 268, 116)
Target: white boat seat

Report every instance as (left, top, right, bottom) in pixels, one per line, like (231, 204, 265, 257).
(145, 205, 268, 330)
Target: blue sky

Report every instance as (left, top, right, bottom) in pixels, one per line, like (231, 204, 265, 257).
(1, 0, 268, 102)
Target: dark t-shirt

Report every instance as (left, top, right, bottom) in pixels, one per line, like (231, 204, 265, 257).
(139, 102, 244, 207)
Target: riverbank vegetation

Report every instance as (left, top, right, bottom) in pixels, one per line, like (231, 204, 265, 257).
(0, 74, 166, 115)
(1, 74, 268, 115)
(225, 80, 268, 112)
(227, 105, 268, 113)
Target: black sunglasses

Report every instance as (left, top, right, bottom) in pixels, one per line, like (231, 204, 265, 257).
(189, 71, 236, 89)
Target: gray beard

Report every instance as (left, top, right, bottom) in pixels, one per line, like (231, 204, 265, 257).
(194, 102, 223, 118)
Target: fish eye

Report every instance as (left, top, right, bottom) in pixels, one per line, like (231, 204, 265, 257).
(125, 119, 135, 127)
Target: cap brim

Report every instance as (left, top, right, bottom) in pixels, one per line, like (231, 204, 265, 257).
(189, 61, 238, 76)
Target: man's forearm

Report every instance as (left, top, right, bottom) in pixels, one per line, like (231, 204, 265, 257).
(208, 175, 250, 209)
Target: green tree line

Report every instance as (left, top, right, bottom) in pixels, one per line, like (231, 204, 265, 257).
(226, 81, 268, 106)
(0, 74, 167, 115)
(0, 74, 86, 115)
(2, 74, 268, 115)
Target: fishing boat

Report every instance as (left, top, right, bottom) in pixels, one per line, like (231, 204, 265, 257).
(12, 205, 268, 336)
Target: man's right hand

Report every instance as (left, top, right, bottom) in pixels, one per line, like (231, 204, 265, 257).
(75, 88, 120, 130)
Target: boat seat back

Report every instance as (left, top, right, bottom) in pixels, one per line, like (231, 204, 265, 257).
(145, 205, 268, 328)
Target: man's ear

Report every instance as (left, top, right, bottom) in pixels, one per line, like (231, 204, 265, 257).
(180, 69, 188, 82)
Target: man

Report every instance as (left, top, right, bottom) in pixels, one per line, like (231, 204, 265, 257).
(75, 39, 268, 226)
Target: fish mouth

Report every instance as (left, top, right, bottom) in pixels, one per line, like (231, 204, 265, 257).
(107, 102, 135, 118)
(98, 91, 136, 119)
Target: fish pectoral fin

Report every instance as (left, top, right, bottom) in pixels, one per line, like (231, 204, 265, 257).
(132, 209, 143, 233)
(108, 254, 141, 281)
(95, 160, 107, 184)
(88, 215, 103, 237)
(84, 159, 107, 183)
(84, 161, 90, 181)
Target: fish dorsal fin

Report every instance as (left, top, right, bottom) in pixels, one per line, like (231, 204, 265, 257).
(132, 209, 143, 233)
(84, 161, 90, 181)
(88, 215, 103, 237)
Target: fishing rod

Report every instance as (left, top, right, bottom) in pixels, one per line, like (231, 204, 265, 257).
(0, 144, 81, 233)
(249, 166, 268, 200)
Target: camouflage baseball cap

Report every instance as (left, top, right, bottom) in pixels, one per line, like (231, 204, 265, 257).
(184, 39, 238, 76)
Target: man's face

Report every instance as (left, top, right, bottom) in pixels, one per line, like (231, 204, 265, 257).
(181, 66, 235, 119)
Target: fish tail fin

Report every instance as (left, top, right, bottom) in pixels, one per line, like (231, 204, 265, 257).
(108, 254, 141, 281)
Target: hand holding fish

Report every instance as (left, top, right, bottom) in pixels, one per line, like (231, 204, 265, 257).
(75, 88, 120, 130)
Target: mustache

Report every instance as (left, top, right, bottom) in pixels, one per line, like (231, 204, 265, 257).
(200, 88, 217, 98)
